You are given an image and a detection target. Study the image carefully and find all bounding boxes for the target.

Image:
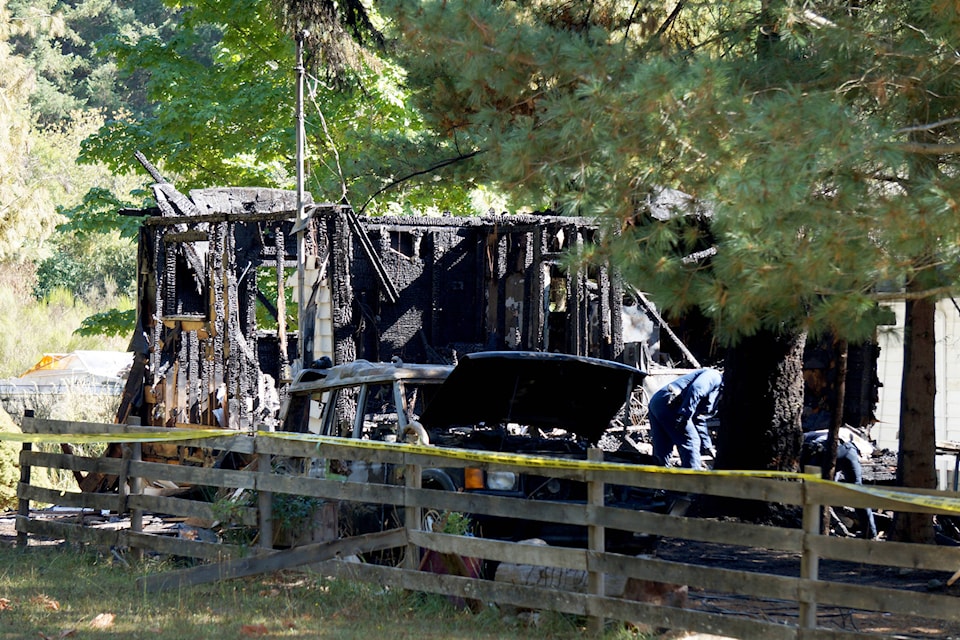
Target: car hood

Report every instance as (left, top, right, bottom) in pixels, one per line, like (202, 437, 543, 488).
(419, 351, 644, 443)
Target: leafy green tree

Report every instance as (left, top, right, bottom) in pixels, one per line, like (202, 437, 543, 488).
(77, 0, 477, 216)
(352, 1, 960, 541)
(23, 104, 141, 316)
(78, 0, 293, 188)
(33, 230, 135, 302)
(0, 2, 148, 346)
(307, 58, 478, 215)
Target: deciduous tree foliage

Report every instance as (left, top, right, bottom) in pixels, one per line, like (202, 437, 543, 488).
(0, 1, 58, 261)
(77, 0, 475, 215)
(357, 1, 960, 540)
(79, 0, 295, 189)
(1, 1, 146, 296)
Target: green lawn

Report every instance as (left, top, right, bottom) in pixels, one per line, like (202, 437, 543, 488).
(0, 545, 637, 639)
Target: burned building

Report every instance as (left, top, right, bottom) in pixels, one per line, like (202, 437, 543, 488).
(116, 174, 878, 445)
(117, 179, 683, 434)
(337, 214, 631, 364)
(117, 184, 327, 433)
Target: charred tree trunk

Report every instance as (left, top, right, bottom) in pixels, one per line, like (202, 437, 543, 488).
(717, 329, 805, 472)
(713, 328, 805, 521)
(893, 295, 937, 544)
(822, 339, 848, 534)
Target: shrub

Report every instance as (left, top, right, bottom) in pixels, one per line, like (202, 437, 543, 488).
(0, 408, 21, 510)
(0, 271, 129, 378)
(33, 232, 136, 303)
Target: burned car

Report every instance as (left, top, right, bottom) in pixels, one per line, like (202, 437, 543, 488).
(279, 351, 669, 551)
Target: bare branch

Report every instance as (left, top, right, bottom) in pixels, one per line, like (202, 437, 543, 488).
(895, 117, 960, 135)
(681, 247, 717, 264)
(872, 286, 960, 302)
(896, 141, 960, 155)
(800, 9, 836, 29)
(655, 1, 685, 38)
(357, 150, 485, 214)
(814, 286, 960, 302)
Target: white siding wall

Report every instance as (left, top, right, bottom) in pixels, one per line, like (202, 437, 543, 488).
(875, 300, 960, 489)
(874, 302, 905, 451)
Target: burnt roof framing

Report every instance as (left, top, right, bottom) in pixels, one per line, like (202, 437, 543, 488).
(118, 183, 632, 433)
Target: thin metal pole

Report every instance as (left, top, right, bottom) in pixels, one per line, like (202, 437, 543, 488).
(295, 29, 308, 370)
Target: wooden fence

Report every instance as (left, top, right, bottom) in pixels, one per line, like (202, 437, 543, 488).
(15, 416, 960, 639)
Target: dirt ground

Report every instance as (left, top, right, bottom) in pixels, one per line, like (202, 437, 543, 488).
(654, 536, 960, 638)
(4, 511, 959, 638)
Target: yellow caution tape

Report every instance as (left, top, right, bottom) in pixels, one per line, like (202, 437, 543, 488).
(10, 426, 960, 513)
(260, 432, 960, 511)
(259, 431, 802, 479)
(810, 477, 960, 514)
(0, 428, 233, 444)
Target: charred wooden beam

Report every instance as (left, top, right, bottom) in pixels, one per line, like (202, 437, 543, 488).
(344, 208, 399, 304)
(134, 150, 166, 184)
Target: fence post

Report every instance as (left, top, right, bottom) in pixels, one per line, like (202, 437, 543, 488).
(130, 440, 144, 562)
(117, 416, 145, 560)
(800, 466, 822, 631)
(16, 410, 33, 548)
(257, 447, 274, 551)
(404, 453, 422, 571)
(587, 447, 605, 635)
(118, 444, 132, 515)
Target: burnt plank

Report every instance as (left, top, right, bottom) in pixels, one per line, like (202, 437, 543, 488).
(139, 527, 407, 592)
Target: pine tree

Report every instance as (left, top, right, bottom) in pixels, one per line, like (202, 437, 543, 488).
(359, 1, 960, 541)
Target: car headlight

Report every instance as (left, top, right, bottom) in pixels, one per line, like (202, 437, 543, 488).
(485, 471, 518, 491)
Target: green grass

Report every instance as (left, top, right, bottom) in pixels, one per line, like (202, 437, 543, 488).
(0, 545, 647, 639)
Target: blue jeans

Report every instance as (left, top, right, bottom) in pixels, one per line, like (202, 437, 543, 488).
(836, 442, 878, 539)
(649, 388, 702, 469)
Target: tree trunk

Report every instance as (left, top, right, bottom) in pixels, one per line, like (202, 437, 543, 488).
(716, 329, 806, 473)
(711, 328, 805, 522)
(714, 0, 805, 477)
(821, 338, 848, 534)
(893, 296, 937, 543)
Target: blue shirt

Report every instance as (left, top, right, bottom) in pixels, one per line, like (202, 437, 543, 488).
(670, 368, 722, 428)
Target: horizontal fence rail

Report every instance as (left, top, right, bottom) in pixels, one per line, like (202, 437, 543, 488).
(12, 416, 960, 639)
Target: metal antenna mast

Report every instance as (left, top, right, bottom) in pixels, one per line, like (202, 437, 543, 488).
(295, 29, 308, 372)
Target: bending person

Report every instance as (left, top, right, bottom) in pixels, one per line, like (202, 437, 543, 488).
(649, 368, 722, 469)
